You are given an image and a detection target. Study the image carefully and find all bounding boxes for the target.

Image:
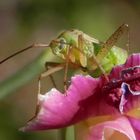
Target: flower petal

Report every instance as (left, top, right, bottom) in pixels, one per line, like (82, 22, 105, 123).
(128, 116, 140, 131)
(20, 75, 102, 131)
(127, 116, 140, 139)
(109, 53, 140, 79)
(119, 83, 140, 113)
(87, 117, 136, 140)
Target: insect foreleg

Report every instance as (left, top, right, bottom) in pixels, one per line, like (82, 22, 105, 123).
(38, 62, 65, 94)
(64, 46, 71, 92)
(45, 62, 64, 88)
(78, 34, 87, 67)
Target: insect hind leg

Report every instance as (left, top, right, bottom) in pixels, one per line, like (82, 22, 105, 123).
(105, 24, 130, 52)
(92, 54, 109, 81)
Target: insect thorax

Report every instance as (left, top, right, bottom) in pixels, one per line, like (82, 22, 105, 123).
(50, 29, 100, 68)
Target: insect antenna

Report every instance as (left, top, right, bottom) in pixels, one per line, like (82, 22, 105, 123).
(0, 43, 49, 64)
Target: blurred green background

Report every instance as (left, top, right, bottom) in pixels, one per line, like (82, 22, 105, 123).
(0, 0, 140, 140)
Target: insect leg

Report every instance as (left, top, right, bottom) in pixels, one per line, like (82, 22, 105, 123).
(38, 63, 65, 94)
(105, 24, 129, 47)
(44, 62, 63, 88)
(78, 34, 87, 67)
(28, 63, 65, 121)
(78, 34, 109, 81)
(96, 24, 129, 62)
(105, 24, 129, 51)
(63, 46, 71, 92)
(92, 54, 109, 81)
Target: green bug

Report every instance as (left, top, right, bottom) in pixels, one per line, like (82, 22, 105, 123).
(47, 24, 128, 90)
(0, 24, 129, 92)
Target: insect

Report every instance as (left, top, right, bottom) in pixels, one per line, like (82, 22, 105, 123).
(0, 24, 129, 93)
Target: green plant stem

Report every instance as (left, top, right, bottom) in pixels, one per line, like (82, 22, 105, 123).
(58, 128, 67, 140)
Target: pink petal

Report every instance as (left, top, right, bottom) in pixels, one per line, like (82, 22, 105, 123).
(105, 53, 140, 113)
(109, 53, 140, 79)
(127, 116, 140, 131)
(120, 83, 140, 113)
(20, 75, 102, 131)
(125, 53, 140, 67)
(127, 116, 140, 139)
(87, 117, 136, 140)
(20, 54, 140, 133)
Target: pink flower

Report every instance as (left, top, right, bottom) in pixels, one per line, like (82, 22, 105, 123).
(20, 54, 140, 140)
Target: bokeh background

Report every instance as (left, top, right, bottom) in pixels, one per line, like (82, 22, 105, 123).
(0, 0, 140, 140)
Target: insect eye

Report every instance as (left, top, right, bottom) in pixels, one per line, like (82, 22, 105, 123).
(58, 38, 67, 50)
